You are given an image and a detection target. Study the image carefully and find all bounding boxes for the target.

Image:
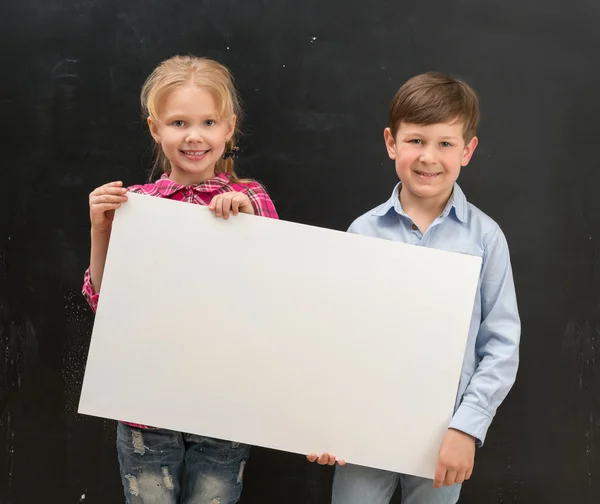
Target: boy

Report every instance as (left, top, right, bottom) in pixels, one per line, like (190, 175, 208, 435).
(307, 72, 520, 504)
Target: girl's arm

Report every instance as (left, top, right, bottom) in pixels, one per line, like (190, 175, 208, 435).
(82, 181, 128, 311)
(89, 228, 111, 292)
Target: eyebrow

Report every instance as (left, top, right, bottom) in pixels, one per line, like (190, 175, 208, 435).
(402, 132, 460, 141)
(161, 111, 219, 121)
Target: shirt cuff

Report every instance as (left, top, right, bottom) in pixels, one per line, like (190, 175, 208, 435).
(448, 403, 493, 447)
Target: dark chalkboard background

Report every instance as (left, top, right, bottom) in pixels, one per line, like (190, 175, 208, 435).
(1, 0, 599, 502)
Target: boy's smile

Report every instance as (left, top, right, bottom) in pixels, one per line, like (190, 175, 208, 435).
(414, 170, 443, 179)
(384, 121, 478, 212)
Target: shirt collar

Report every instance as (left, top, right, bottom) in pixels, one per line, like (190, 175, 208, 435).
(372, 182, 468, 223)
(154, 172, 232, 197)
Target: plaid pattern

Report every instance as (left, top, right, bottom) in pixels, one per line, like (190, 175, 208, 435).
(125, 172, 278, 218)
(82, 171, 278, 429)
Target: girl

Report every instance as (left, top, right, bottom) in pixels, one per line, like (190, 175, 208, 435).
(82, 55, 278, 504)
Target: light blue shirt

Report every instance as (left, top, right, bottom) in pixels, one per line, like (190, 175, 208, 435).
(348, 183, 520, 445)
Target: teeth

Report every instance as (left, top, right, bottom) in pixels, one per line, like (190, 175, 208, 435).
(183, 150, 207, 155)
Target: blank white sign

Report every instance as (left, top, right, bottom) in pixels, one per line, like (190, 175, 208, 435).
(78, 192, 481, 479)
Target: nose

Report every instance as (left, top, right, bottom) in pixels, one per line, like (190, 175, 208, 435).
(419, 145, 436, 164)
(185, 126, 203, 143)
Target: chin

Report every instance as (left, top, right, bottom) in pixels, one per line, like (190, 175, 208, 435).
(180, 164, 212, 175)
(406, 185, 445, 199)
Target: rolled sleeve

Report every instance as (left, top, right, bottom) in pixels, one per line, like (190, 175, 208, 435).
(82, 267, 99, 312)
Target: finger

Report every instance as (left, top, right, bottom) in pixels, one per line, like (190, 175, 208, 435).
(338, 459, 346, 466)
(96, 181, 123, 193)
(215, 196, 224, 217)
(317, 453, 329, 465)
(454, 469, 467, 485)
(91, 188, 127, 201)
(327, 455, 336, 466)
(106, 186, 128, 195)
(433, 462, 446, 489)
(102, 181, 124, 190)
(239, 196, 253, 214)
(209, 195, 218, 211)
(91, 194, 128, 204)
(465, 468, 473, 481)
(306, 454, 318, 463)
(92, 203, 122, 214)
(444, 469, 458, 487)
(231, 195, 241, 216)
(222, 195, 232, 219)
(91, 181, 124, 194)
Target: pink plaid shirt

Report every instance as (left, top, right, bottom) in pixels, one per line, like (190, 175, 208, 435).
(82, 172, 278, 429)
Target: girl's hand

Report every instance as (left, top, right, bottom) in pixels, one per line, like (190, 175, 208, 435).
(89, 181, 128, 233)
(209, 191, 254, 219)
(306, 453, 346, 466)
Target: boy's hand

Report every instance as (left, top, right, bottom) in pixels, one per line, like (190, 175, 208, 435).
(433, 429, 476, 488)
(209, 191, 254, 219)
(89, 181, 128, 233)
(306, 453, 346, 466)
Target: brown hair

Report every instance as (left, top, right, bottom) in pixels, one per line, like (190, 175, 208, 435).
(389, 72, 480, 142)
(141, 55, 243, 181)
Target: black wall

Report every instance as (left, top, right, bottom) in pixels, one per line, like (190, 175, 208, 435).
(1, 0, 599, 502)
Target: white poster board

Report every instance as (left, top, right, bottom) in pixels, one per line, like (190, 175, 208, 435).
(78, 192, 481, 479)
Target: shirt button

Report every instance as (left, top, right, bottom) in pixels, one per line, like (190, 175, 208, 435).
(411, 224, 418, 231)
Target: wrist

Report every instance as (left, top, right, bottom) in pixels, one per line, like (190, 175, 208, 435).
(91, 226, 112, 237)
(449, 428, 476, 442)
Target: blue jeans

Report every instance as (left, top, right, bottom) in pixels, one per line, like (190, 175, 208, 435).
(116, 422, 250, 504)
(332, 464, 461, 504)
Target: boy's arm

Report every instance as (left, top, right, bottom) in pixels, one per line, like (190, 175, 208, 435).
(448, 226, 521, 445)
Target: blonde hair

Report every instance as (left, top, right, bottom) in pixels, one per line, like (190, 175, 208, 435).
(141, 55, 243, 181)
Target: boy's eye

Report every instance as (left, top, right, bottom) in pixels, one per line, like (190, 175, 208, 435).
(409, 139, 423, 145)
(172, 120, 185, 127)
(204, 119, 216, 126)
(440, 141, 453, 148)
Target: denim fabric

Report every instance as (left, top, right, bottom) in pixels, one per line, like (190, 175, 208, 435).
(332, 464, 461, 504)
(116, 422, 250, 504)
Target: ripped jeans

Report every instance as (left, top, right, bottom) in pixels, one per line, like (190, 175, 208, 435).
(116, 422, 250, 504)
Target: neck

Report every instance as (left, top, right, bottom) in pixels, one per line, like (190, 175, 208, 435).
(168, 168, 217, 186)
(399, 185, 453, 220)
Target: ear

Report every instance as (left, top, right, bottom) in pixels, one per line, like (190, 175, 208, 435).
(226, 114, 237, 142)
(147, 117, 160, 143)
(384, 127, 397, 160)
(461, 136, 478, 166)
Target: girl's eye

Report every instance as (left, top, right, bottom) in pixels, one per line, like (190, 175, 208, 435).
(172, 120, 185, 127)
(204, 119, 216, 126)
